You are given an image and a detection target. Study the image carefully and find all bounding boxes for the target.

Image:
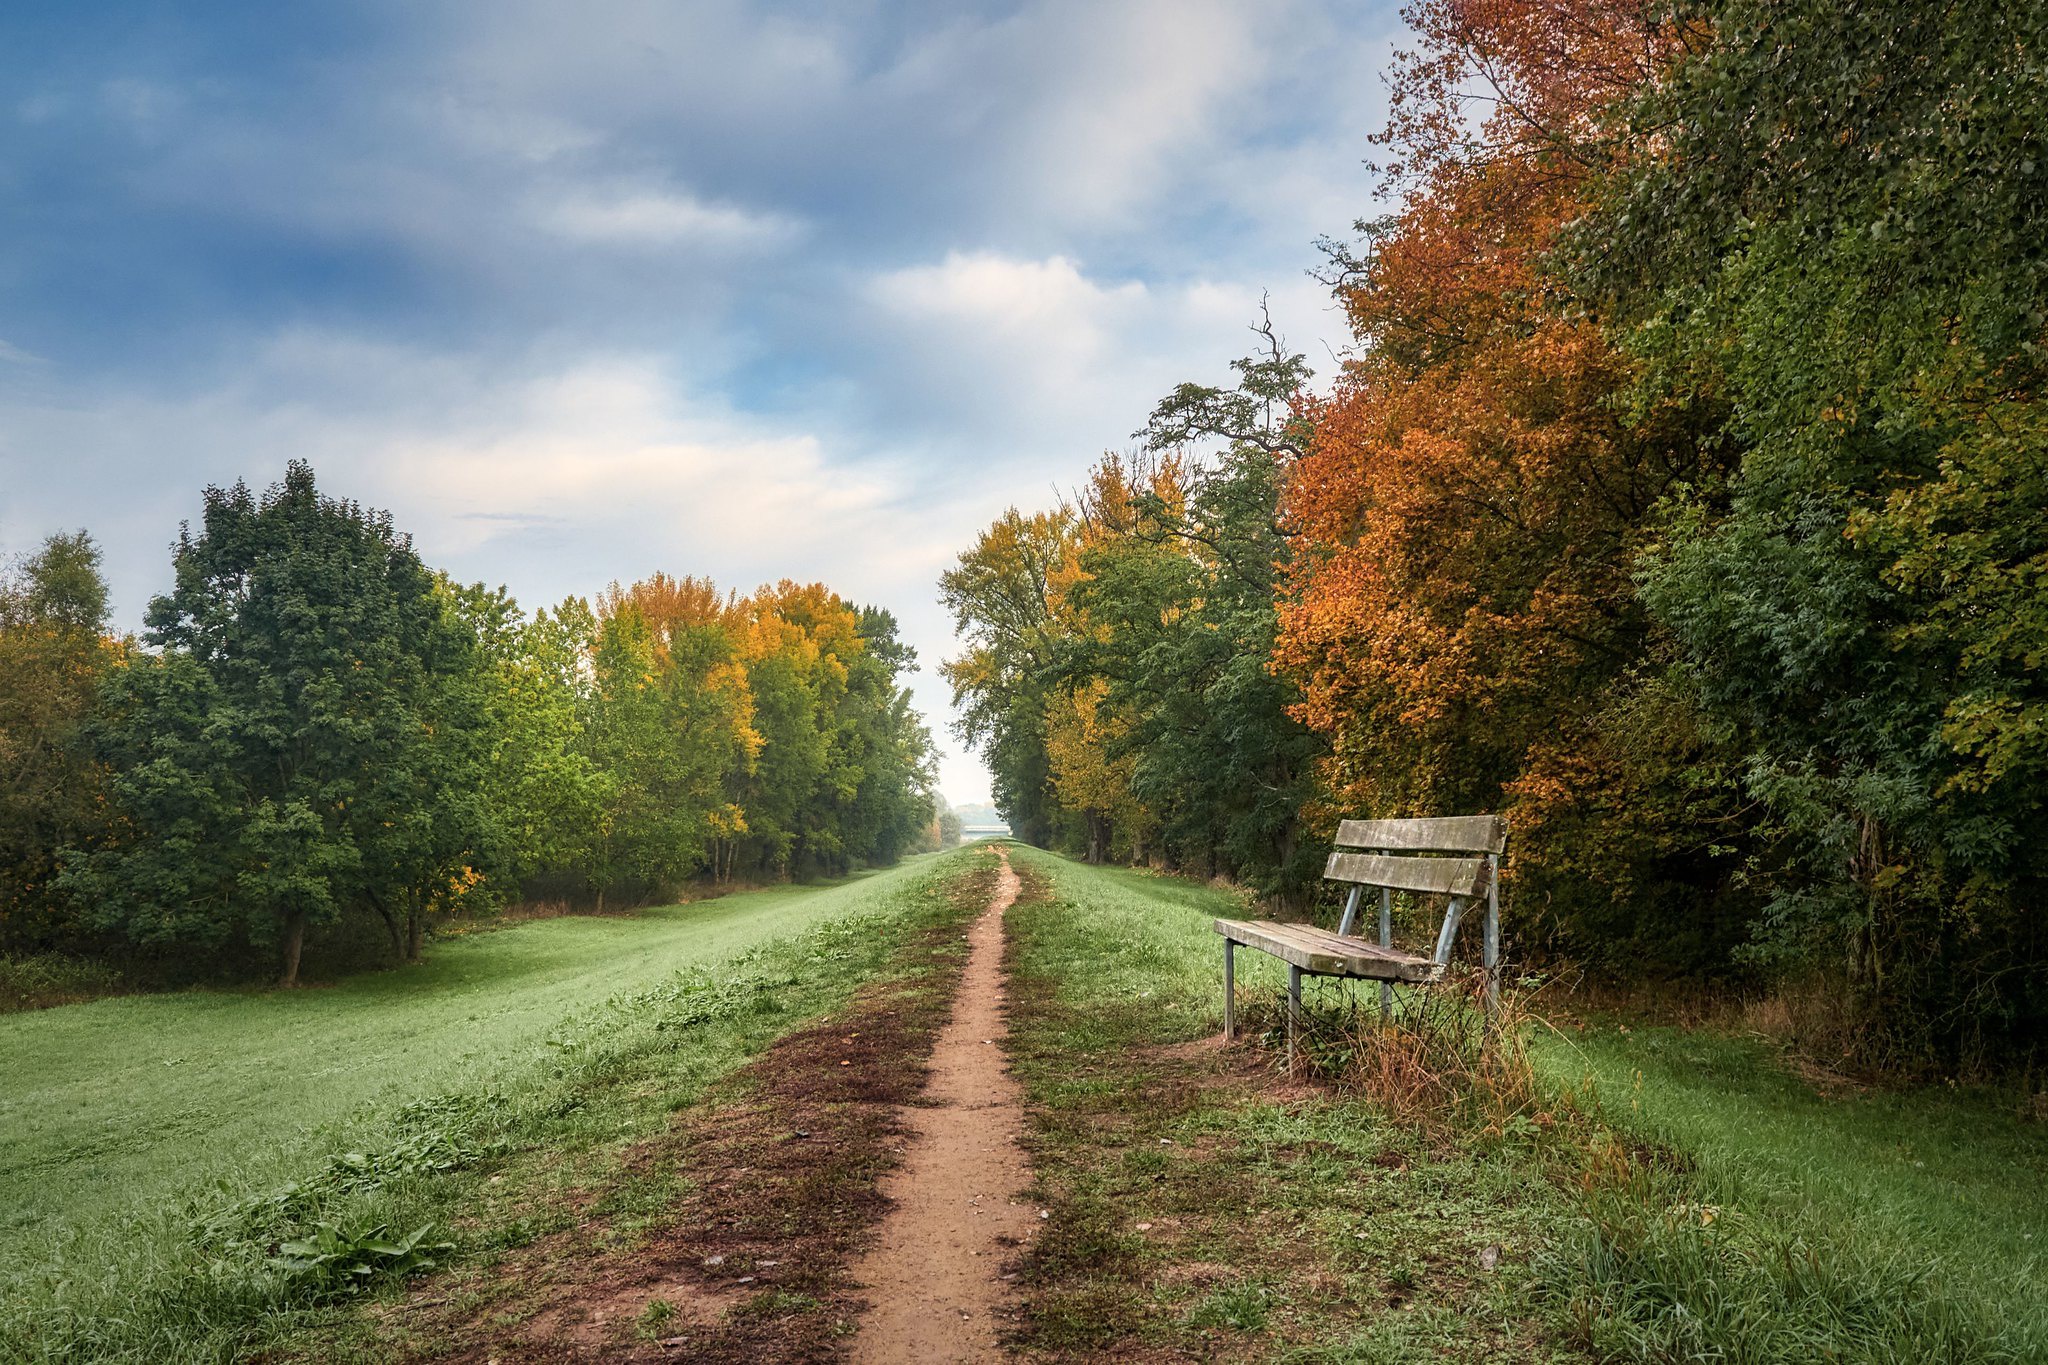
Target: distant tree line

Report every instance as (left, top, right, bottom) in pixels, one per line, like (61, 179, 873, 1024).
(0, 462, 937, 986)
(943, 0, 2046, 1074)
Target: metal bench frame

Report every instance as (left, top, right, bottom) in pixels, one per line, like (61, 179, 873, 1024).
(1216, 815, 1506, 1069)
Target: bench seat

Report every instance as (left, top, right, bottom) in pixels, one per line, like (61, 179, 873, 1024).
(1217, 813, 1506, 1069)
(1213, 918, 1439, 983)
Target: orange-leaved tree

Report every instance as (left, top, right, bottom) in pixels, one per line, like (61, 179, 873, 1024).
(1275, 0, 1743, 969)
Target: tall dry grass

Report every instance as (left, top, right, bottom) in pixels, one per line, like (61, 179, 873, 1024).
(1232, 968, 1543, 1137)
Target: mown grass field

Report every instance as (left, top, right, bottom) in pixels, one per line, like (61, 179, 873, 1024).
(0, 849, 983, 1364)
(1002, 846, 2048, 1363)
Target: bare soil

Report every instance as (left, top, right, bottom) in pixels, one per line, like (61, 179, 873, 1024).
(847, 849, 1036, 1363)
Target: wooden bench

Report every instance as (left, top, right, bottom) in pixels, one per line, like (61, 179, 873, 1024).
(1215, 815, 1506, 1069)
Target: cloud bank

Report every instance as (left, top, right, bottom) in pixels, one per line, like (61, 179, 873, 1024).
(0, 0, 1404, 803)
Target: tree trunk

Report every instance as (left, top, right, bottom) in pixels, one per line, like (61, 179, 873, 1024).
(405, 907, 424, 962)
(368, 895, 403, 958)
(278, 910, 307, 989)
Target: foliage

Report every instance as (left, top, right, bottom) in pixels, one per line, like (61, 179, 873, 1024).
(940, 509, 1073, 848)
(272, 1220, 454, 1296)
(1271, 0, 1746, 975)
(944, 0, 2045, 1065)
(943, 432, 1323, 903)
(5, 462, 934, 987)
(1577, 0, 2048, 1063)
(0, 533, 120, 956)
(61, 463, 493, 986)
(0, 950, 126, 1012)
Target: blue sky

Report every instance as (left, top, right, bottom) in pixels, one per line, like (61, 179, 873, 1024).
(0, 0, 1403, 805)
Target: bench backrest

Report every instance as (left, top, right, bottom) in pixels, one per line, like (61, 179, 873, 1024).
(1324, 815, 1505, 900)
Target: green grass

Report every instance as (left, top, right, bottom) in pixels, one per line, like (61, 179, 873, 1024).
(1003, 848, 1578, 1362)
(1539, 1024, 2047, 1291)
(1003, 846, 2048, 1363)
(1534, 1024, 2048, 1361)
(0, 850, 982, 1364)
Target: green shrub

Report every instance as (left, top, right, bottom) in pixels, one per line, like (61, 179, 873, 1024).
(0, 952, 125, 1012)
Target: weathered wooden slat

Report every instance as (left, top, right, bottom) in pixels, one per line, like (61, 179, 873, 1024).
(1212, 918, 1440, 983)
(1278, 923, 1423, 961)
(1334, 815, 1506, 855)
(1323, 850, 1490, 898)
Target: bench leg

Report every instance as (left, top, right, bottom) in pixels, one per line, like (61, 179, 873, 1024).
(1287, 966, 1302, 1075)
(1223, 938, 1236, 1041)
(1484, 856, 1501, 1017)
(1379, 887, 1394, 1023)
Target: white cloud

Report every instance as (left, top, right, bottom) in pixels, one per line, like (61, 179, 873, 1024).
(537, 187, 803, 247)
(0, 331, 999, 800)
(871, 250, 1145, 336)
(855, 248, 1342, 479)
(991, 0, 1271, 223)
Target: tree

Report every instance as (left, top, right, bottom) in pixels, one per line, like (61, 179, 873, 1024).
(65, 463, 493, 986)
(1582, 0, 2048, 1060)
(832, 606, 938, 870)
(0, 532, 119, 953)
(939, 510, 1075, 847)
(444, 582, 607, 900)
(1058, 445, 1324, 900)
(583, 582, 754, 905)
(1261, 0, 1753, 968)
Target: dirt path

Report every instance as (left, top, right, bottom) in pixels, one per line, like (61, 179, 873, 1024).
(848, 847, 1034, 1363)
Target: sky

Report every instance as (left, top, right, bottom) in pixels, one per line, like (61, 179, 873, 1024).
(0, 0, 1404, 807)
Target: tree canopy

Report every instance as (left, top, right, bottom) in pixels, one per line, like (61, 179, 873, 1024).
(4, 463, 937, 987)
(941, 0, 2047, 1073)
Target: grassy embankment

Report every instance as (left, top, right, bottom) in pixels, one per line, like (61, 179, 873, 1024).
(0, 848, 985, 1364)
(1001, 845, 2048, 1363)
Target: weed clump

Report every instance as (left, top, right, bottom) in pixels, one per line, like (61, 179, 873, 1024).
(1186, 1281, 1274, 1332)
(1233, 968, 1542, 1137)
(273, 1220, 454, 1296)
(0, 951, 127, 1011)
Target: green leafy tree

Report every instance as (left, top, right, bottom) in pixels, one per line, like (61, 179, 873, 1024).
(1060, 442, 1325, 904)
(444, 582, 606, 897)
(0, 532, 120, 952)
(939, 510, 1074, 847)
(829, 607, 937, 869)
(1583, 0, 2048, 1062)
(66, 463, 493, 985)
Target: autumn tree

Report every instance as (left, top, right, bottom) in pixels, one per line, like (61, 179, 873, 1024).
(583, 579, 755, 905)
(940, 510, 1076, 848)
(0, 532, 120, 954)
(1270, 0, 1745, 968)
